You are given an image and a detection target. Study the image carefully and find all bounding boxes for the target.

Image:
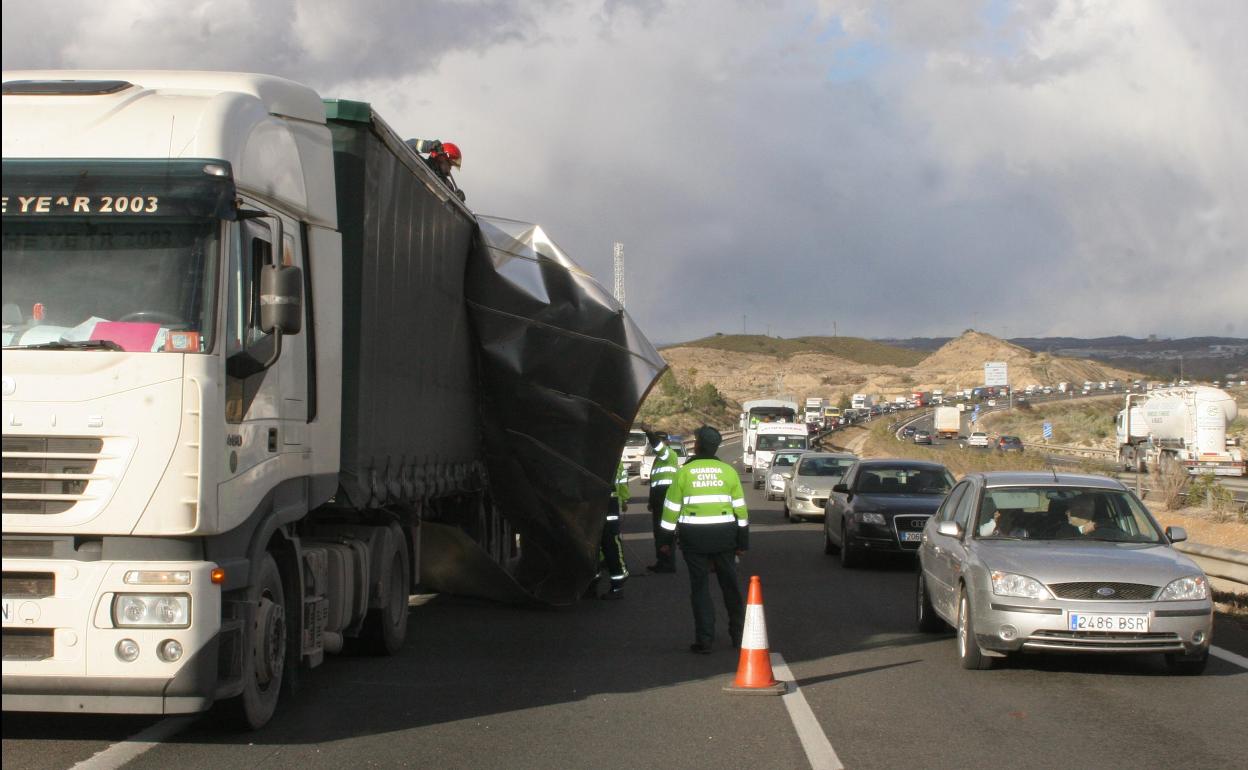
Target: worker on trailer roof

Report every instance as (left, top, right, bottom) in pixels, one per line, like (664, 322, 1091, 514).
(405, 138, 466, 202)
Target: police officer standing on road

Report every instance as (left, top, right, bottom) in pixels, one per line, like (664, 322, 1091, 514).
(657, 426, 748, 653)
(645, 430, 680, 574)
(600, 460, 631, 599)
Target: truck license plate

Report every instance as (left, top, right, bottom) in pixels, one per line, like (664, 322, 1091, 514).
(1068, 613, 1149, 632)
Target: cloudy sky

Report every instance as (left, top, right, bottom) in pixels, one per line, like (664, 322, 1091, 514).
(5, 0, 1245, 342)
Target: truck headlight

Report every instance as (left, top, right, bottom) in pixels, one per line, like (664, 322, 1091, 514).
(990, 571, 1051, 600)
(858, 512, 886, 525)
(113, 594, 191, 628)
(1158, 576, 1209, 601)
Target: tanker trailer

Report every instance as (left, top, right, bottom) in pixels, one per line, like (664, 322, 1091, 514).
(1116, 387, 1244, 476)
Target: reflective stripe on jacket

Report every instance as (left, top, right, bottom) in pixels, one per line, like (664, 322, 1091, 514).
(611, 461, 630, 502)
(649, 442, 680, 488)
(659, 458, 748, 553)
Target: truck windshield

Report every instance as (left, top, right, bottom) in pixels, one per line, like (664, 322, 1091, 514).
(757, 435, 808, 451)
(2, 159, 234, 353)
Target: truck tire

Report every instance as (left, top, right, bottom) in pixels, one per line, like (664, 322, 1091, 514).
(359, 527, 410, 656)
(219, 553, 288, 729)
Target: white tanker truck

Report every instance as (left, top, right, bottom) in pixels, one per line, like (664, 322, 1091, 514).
(1116, 386, 1245, 476)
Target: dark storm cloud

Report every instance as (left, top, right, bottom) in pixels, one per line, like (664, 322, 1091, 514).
(3, 1, 1243, 341)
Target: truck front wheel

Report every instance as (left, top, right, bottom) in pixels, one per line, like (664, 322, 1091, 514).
(221, 553, 287, 729)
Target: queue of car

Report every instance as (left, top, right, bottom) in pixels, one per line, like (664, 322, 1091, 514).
(766, 448, 1217, 677)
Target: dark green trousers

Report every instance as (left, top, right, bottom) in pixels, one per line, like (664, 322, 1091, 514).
(682, 549, 745, 646)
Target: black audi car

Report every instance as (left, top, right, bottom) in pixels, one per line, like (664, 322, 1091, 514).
(823, 459, 955, 567)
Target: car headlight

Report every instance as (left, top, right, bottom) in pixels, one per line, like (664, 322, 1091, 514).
(113, 594, 191, 628)
(770, 473, 783, 483)
(1158, 575, 1209, 601)
(796, 485, 815, 495)
(990, 571, 1052, 600)
(858, 512, 886, 525)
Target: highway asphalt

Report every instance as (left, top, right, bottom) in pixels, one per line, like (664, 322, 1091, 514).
(4, 436, 1247, 769)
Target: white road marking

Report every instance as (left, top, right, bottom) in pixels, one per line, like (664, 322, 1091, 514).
(1210, 645, 1248, 670)
(771, 652, 844, 770)
(68, 716, 195, 770)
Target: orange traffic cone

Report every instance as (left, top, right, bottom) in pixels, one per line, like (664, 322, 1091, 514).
(724, 575, 787, 695)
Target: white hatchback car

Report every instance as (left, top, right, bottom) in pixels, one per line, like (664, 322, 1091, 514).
(967, 432, 990, 448)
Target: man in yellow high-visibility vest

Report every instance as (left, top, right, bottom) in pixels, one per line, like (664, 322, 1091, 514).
(658, 426, 748, 653)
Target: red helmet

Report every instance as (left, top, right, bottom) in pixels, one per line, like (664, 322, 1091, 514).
(433, 142, 462, 168)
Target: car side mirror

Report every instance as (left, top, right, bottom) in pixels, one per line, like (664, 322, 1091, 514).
(832, 483, 848, 493)
(1165, 526, 1187, 543)
(937, 521, 962, 538)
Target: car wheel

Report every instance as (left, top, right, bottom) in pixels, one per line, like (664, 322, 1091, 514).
(839, 523, 862, 568)
(917, 570, 944, 632)
(957, 587, 995, 670)
(1164, 650, 1209, 676)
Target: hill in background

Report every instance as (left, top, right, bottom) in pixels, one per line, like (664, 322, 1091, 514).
(644, 331, 1144, 429)
(671, 334, 928, 367)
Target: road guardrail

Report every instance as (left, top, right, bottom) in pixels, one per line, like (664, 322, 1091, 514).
(1022, 441, 1116, 458)
(1173, 541, 1248, 596)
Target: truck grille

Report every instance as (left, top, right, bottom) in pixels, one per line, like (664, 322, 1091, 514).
(2, 437, 105, 515)
(2, 572, 55, 598)
(2, 629, 54, 661)
(1047, 582, 1158, 601)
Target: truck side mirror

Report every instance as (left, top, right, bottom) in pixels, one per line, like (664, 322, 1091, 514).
(260, 264, 303, 335)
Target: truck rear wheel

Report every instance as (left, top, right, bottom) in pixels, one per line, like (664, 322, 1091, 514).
(219, 553, 288, 729)
(359, 527, 410, 656)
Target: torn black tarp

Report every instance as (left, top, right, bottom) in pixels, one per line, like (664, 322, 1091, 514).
(462, 216, 666, 605)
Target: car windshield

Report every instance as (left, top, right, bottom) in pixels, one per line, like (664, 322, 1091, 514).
(757, 435, 808, 451)
(855, 467, 954, 495)
(798, 458, 856, 477)
(773, 452, 802, 467)
(974, 486, 1164, 543)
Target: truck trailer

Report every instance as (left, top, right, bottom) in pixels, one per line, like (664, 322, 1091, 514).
(933, 407, 961, 440)
(1116, 387, 1244, 476)
(0, 71, 664, 728)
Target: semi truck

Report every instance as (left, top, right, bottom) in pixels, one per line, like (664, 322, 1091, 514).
(0, 71, 664, 728)
(740, 399, 799, 471)
(803, 397, 827, 424)
(850, 393, 872, 411)
(1116, 387, 1245, 476)
(933, 407, 962, 440)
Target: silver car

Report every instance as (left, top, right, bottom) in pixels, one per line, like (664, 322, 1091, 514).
(765, 449, 806, 501)
(783, 452, 857, 521)
(916, 472, 1213, 674)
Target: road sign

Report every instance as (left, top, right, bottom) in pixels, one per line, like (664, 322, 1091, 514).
(1043, 422, 1053, 439)
(984, 362, 1008, 387)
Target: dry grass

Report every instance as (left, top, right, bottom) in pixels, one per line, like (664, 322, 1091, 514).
(1155, 466, 1190, 510)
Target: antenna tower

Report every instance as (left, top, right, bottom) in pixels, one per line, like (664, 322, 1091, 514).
(612, 241, 626, 307)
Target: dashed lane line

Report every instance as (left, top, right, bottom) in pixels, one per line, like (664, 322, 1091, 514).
(68, 716, 196, 770)
(771, 652, 844, 770)
(1210, 645, 1248, 670)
